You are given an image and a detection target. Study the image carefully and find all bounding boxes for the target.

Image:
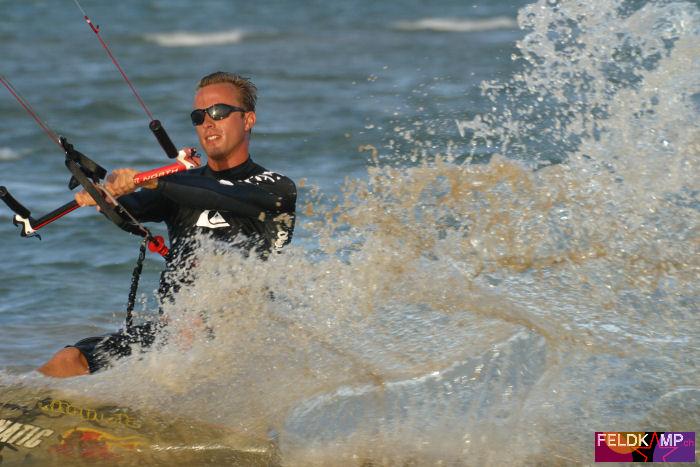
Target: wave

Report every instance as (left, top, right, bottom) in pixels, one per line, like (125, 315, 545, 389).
(393, 16, 517, 33)
(144, 29, 246, 47)
(0, 147, 19, 161)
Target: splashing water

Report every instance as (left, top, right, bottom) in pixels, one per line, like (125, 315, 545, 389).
(8, 0, 699, 465)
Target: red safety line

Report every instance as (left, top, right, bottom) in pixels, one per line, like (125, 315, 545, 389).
(73, 0, 154, 121)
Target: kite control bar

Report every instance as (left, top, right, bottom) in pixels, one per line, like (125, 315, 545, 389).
(0, 138, 200, 256)
(0, 145, 201, 241)
(0, 137, 110, 238)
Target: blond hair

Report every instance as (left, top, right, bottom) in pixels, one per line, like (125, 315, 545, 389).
(197, 72, 257, 111)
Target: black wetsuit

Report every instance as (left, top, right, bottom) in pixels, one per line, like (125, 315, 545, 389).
(71, 157, 296, 373)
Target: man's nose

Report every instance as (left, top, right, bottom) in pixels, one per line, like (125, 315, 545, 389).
(202, 114, 216, 127)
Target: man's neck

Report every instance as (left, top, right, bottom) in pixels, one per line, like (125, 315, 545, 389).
(207, 149, 249, 171)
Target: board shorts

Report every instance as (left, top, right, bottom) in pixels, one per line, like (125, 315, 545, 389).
(68, 322, 162, 374)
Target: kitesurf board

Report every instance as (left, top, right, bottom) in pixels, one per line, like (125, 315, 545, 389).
(0, 382, 278, 466)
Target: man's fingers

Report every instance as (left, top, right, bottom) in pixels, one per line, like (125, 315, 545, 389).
(76, 169, 141, 206)
(74, 190, 97, 207)
(104, 168, 138, 197)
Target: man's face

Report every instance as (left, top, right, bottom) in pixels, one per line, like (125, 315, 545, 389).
(193, 83, 256, 163)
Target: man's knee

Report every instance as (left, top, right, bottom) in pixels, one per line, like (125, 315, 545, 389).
(37, 347, 89, 377)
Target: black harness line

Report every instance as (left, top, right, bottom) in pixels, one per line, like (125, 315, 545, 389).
(126, 238, 149, 330)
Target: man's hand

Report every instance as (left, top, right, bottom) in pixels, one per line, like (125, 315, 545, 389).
(74, 168, 158, 207)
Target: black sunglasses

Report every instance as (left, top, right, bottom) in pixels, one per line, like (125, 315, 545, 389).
(190, 103, 247, 126)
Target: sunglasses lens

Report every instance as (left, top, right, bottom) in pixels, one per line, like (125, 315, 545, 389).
(191, 104, 244, 126)
(209, 104, 232, 120)
(190, 109, 206, 126)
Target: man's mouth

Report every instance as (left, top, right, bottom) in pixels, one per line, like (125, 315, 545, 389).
(205, 134, 221, 142)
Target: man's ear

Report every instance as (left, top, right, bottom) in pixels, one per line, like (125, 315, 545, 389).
(244, 111, 256, 133)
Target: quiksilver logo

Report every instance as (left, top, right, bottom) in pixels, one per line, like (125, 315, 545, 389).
(196, 210, 231, 229)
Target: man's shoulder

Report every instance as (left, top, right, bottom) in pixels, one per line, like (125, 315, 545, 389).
(244, 170, 294, 186)
(244, 161, 296, 190)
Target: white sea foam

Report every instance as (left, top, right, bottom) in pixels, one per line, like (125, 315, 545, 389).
(0, 147, 19, 161)
(393, 16, 517, 33)
(145, 29, 246, 47)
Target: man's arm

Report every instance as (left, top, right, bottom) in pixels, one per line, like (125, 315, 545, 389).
(74, 166, 295, 221)
(156, 172, 296, 218)
(73, 168, 171, 223)
(117, 189, 171, 223)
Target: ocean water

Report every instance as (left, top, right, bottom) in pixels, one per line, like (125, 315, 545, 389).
(0, 0, 698, 465)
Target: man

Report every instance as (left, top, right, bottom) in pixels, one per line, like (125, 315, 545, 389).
(38, 72, 296, 377)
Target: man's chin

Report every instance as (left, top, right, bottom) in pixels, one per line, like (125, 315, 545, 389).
(204, 149, 227, 161)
